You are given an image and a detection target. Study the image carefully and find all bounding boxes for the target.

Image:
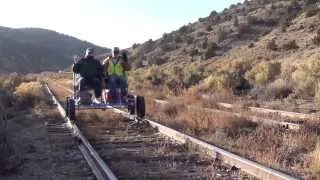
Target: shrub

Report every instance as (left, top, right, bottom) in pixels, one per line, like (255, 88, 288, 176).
(165, 78, 185, 96)
(141, 39, 155, 53)
(247, 16, 265, 25)
(280, 64, 297, 82)
(305, 0, 317, 5)
(267, 39, 278, 51)
(145, 66, 167, 86)
(279, 18, 291, 32)
(282, 40, 299, 50)
(233, 16, 239, 27)
(160, 43, 176, 52)
(161, 33, 174, 43)
(174, 35, 183, 43)
(132, 43, 139, 49)
(206, 25, 213, 32)
(315, 81, 320, 106)
(250, 79, 293, 100)
(204, 43, 219, 59)
(312, 30, 320, 45)
(153, 57, 168, 65)
(198, 17, 206, 22)
(245, 62, 281, 86)
(202, 38, 209, 49)
(14, 81, 47, 107)
(310, 143, 320, 175)
(178, 25, 193, 34)
(238, 24, 252, 34)
(197, 31, 207, 37)
(216, 27, 228, 42)
(201, 74, 231, 92)
(201, 60, 251, 93)
(306, 7, 319, 17)
(292, 58, 320, 98)
(189, 49, 199, 60)
(0, 74, 23, 91)
(183, 72, 202, 88)
(209, 10, 218, 17)
(186, 36, 194, 44)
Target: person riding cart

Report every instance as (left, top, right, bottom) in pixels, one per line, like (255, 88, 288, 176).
(65, 48, 145, 121)
(102, 47, 131, 102)
(73, 48, 103, 104)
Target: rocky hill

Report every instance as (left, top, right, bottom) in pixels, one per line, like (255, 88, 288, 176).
(0, 27, 110, 73)
(127, 0, 320, 103)
(129, 0, 319, 67)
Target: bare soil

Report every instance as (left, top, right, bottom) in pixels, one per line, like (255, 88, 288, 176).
(0, 106, 94, 180)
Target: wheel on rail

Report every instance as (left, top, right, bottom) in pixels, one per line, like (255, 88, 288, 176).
(66, 97, 76, 121)
(65, 97, 70, 118)
(127, 94, 135, 115)
(135, 96, 145, 118)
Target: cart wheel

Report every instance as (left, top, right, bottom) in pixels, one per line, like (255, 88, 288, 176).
(136, 96, 145, 118)
(68, 99, 76, 121)
(127, 95, 135, 115)
(65, 97, 70, 118)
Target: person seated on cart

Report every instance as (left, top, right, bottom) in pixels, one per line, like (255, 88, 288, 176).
(102, 47, 131, 101)
(73, 48, 104, 104)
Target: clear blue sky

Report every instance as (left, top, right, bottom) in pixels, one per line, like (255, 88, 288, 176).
(0, 0, 242, 48)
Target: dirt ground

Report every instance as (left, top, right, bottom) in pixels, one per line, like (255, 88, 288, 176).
(0, 107, 94, 180)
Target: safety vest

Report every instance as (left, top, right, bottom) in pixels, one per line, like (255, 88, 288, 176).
(107, 59, 124, 76)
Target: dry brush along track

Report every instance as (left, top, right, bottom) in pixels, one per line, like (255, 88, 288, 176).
(47, 83, 299, 180)
(52, 81, 302, 130)
(154, 99, 302, 131)
(46, 84, 251, 179)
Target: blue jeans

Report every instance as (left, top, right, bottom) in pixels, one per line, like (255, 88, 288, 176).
(105, 75, 128, 98)
(77, 77, 102, 98)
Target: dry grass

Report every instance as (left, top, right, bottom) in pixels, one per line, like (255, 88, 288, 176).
(311, 143, 320, 176)
(14, 81, 48, 107)
(145, 91, 319, 177)
(76, 110, 123, 128)
(148, 95, 256, 137)
(245, 61, 281, 86)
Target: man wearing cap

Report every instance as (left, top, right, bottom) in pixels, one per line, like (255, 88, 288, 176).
(73, 48, 103, 103)
(103, 47, 131, 101)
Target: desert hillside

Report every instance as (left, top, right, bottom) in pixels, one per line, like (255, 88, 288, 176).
(127, 0, 320, 107)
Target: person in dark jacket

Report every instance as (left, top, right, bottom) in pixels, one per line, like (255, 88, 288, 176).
(73, 48, 103, 102)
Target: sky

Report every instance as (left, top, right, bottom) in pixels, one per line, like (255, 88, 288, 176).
(0, 0, 242, 48)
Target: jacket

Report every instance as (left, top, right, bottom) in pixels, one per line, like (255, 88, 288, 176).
(73, 56, 103, 80)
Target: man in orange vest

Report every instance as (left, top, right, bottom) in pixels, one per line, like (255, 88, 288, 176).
(102, 47, 131, 101)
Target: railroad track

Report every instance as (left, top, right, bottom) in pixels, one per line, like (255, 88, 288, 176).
(46, 85, 117, 180)
(45, 116, 95, 179)
(201, 95, 318, 120)
(47, 83, 299, 180)
(154, 100, 301, 131)
(46, 84, 250, 179)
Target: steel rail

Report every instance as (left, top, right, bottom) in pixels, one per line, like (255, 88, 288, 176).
(219, 103, 317, 120)
(45, 85, 117, 180)
(154, 99, 301, 130)
(156, 98, 318, 120)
